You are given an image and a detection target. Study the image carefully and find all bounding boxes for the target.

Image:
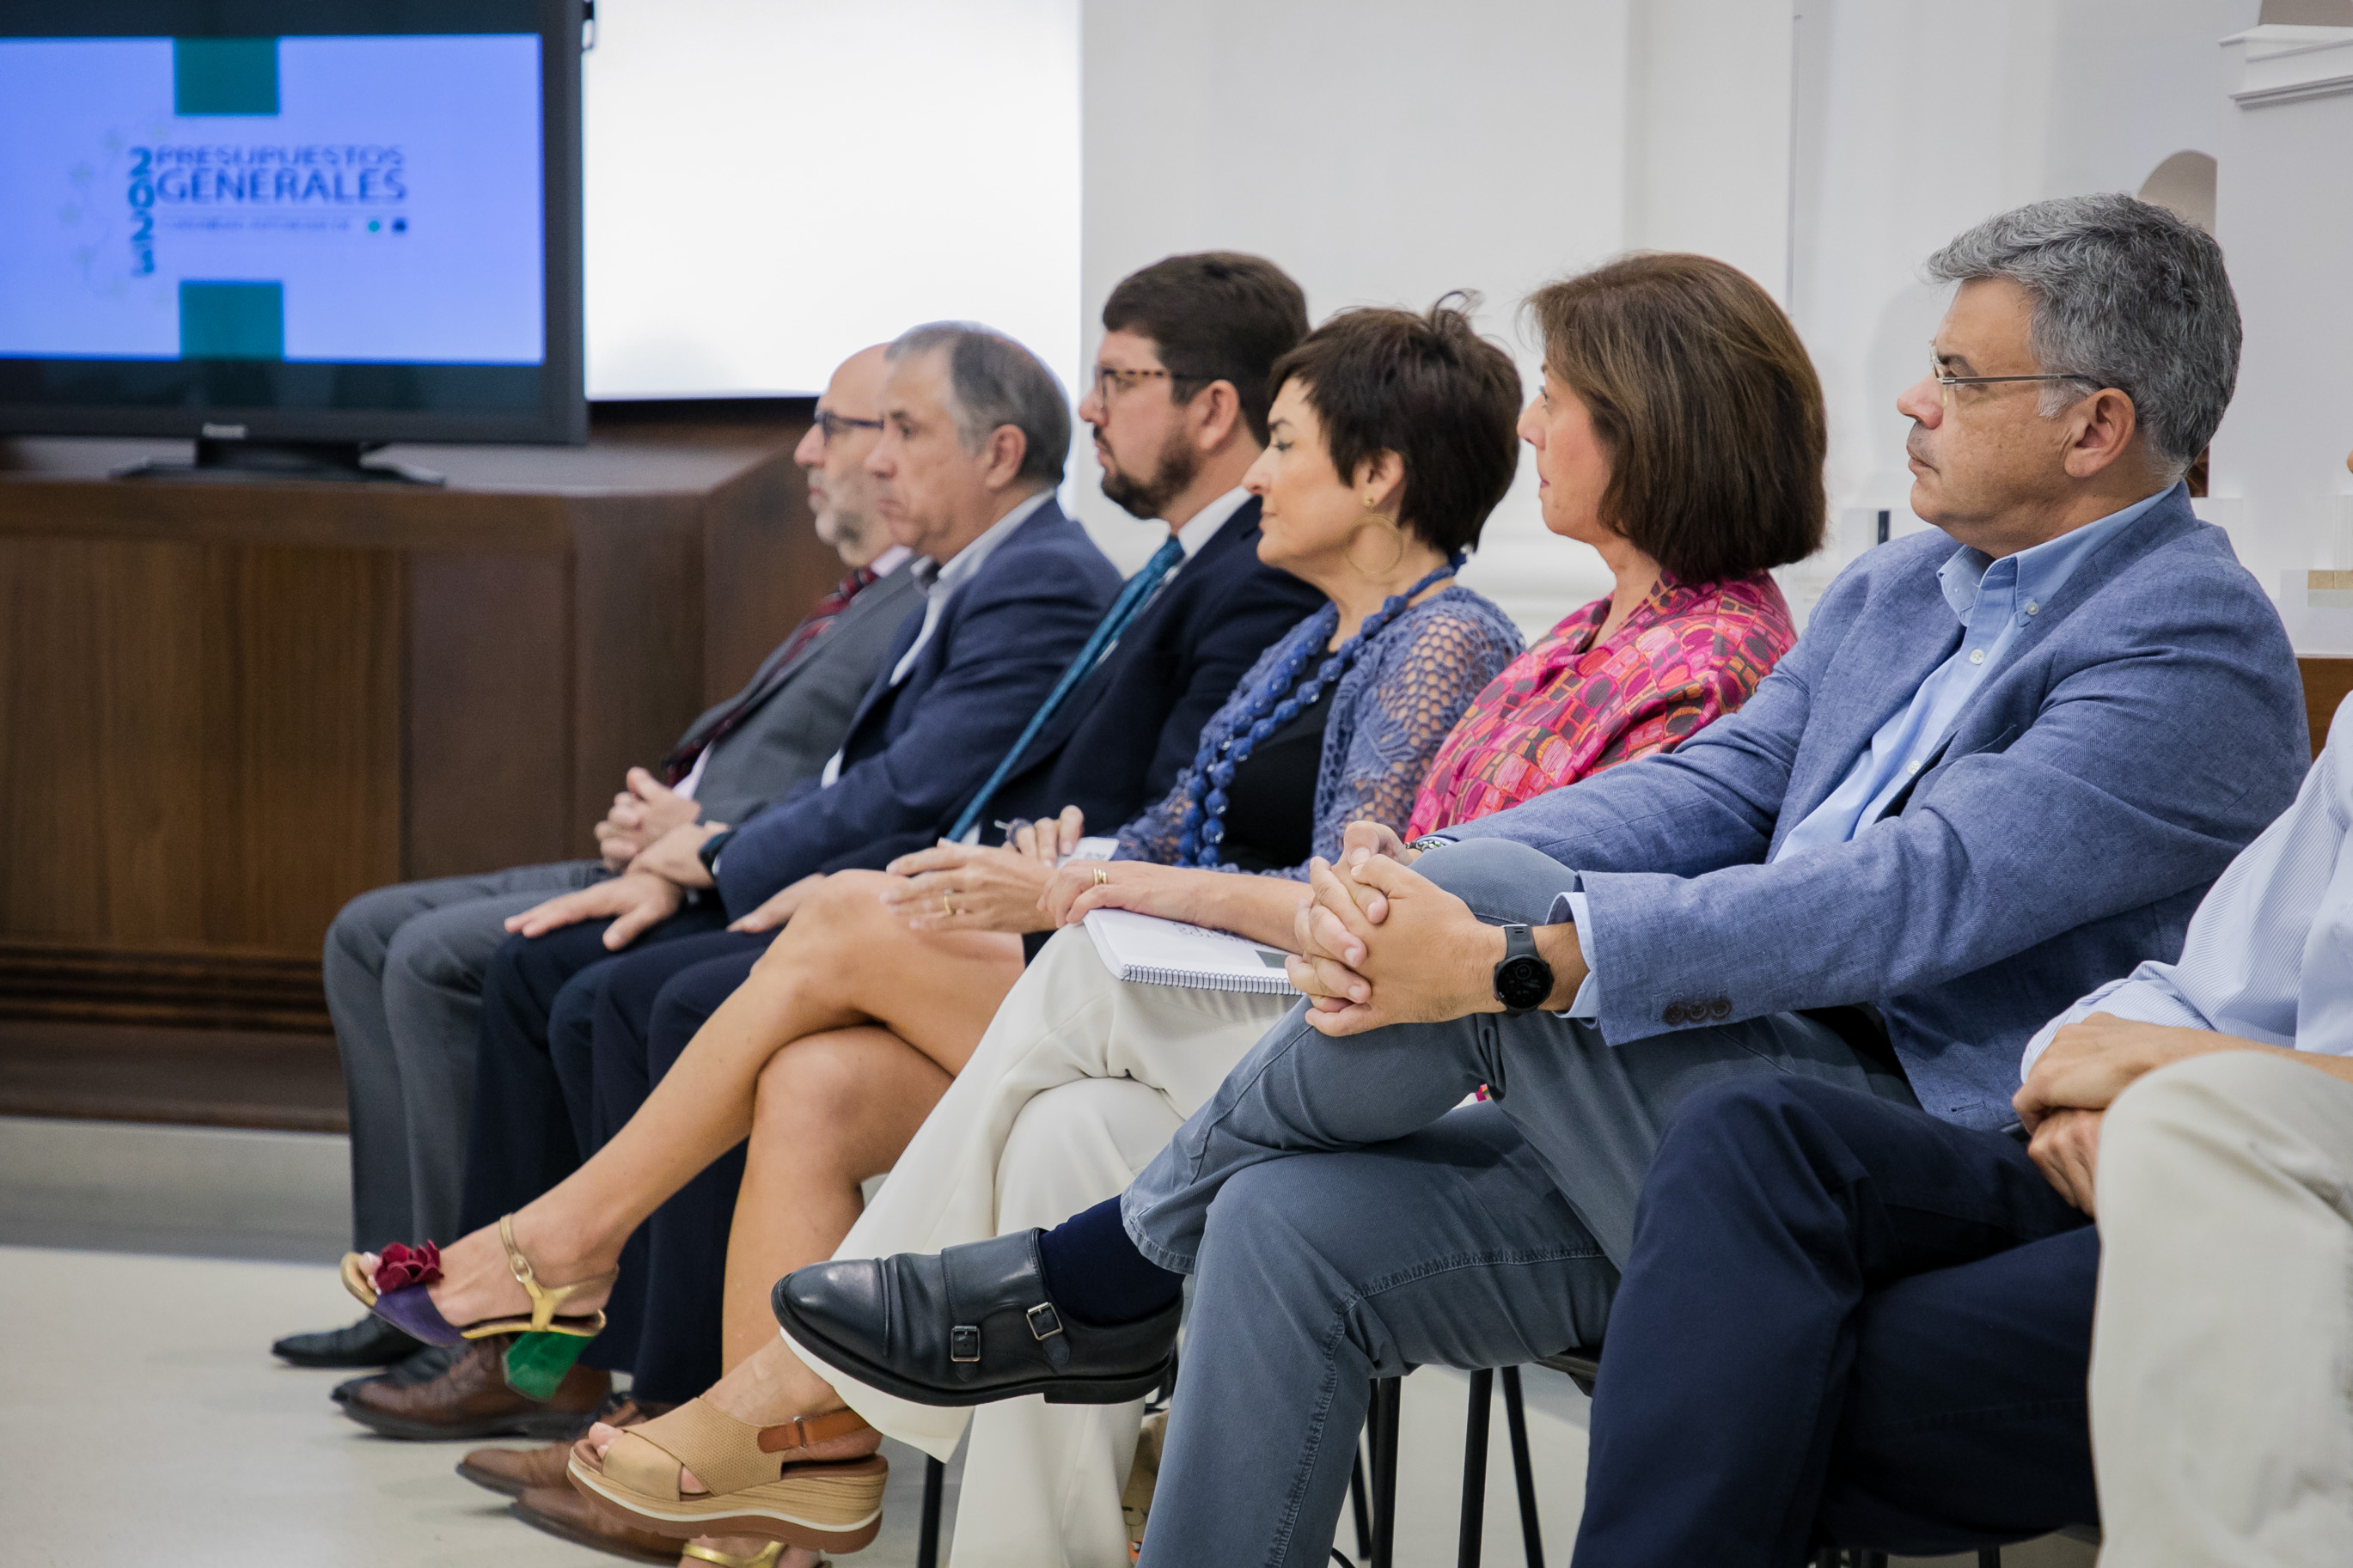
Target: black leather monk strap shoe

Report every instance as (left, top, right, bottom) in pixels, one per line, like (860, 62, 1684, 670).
(774, 1229, 1179, 1407)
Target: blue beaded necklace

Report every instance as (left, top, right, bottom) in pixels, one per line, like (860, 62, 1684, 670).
(1176, 552, 1466, 868)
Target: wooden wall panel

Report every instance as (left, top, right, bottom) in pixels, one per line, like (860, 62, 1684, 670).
(0, 534, 398, 957)
(703, 449, 835, 705)
(568, 497, 705, 833)
(2301, 657, 2353, 757)
(0, 409, 814, 1040)
(404, 552, 573, 880)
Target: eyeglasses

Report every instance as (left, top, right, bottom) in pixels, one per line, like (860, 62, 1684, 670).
(1091, 364, 1173, 400)
(813, 409, 886, 443)
(1928, 349, 2101, 396)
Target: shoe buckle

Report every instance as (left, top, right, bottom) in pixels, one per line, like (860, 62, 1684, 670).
(1025, 1303, 1063, 1341)
(950, 1325, 982, 1364)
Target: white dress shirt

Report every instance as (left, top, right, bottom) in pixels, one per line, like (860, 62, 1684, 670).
(2020, 691, 2353, 1077)
(816, 491, 1054, 790)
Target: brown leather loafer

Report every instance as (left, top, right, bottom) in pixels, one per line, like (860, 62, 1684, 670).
(511, 1484, 682, 1565)
(460, 1396, 675, 1496)
(341, 1334, 610, 1441)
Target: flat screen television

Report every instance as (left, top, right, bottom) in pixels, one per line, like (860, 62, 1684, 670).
(0, 0, 584, 479)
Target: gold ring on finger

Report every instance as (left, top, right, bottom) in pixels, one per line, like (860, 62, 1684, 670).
(1093, 868, 1109, 887)
(942, 894, 954, 918)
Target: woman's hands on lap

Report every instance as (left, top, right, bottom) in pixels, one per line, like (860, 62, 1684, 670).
(880, 806, 1087, 934)
(1045, 858, 1214, 930)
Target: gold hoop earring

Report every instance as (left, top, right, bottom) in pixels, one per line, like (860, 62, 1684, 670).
(1344, 511, 1409, 578)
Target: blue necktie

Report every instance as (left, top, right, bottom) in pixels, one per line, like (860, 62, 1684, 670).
(946, 534, 1189, 843)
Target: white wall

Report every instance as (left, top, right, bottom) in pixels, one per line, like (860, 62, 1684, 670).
(1784, 0, 2261, 617)
(1076, 0, 1629, 624)
(2210, 25, 2353, 652)
(579, 0, 1081, 402)
(1078, 0, 1812, 635)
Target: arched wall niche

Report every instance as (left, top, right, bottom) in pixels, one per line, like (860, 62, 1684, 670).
(2138, 149, 2217, 233)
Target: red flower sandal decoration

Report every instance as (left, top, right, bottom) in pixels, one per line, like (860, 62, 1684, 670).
(372, 1241, 443, 1295)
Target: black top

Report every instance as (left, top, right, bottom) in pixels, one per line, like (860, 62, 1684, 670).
(982, 497, 1326, 844)
(1217, 681, 1329, 873)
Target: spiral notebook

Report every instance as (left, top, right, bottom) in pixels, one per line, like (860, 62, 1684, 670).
(1082, 908, 1298, 995)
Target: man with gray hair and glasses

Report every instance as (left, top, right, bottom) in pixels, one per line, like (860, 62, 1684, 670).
(792, 195, 2308, 1565)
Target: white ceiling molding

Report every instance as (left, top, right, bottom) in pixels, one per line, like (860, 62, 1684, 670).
(2223, 23, 2353, 106)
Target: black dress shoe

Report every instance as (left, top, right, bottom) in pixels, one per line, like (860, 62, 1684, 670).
(775, 1229, 1179, 1407)
(273, 1314, 426, 1369)
(333, 1341, 457, 1404)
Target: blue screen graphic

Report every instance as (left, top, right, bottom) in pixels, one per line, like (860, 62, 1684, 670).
(0, 34, 544, 366)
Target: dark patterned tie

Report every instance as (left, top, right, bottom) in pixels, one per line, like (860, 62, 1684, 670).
(662, 564, 883, 784)
(944, 534, 1189, 843)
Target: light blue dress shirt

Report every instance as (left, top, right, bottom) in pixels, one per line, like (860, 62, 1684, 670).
(2020, 690, 2353, 1077)
(1552, 485, 2178, 1019)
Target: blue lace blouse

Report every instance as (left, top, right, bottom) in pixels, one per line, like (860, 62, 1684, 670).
(1113, 587, 1524, 880)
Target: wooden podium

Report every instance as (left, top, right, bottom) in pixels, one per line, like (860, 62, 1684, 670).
(0, 400, 826, 1046)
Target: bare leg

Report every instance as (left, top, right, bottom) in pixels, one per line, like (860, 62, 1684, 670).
(678, 1028, 961, 1568)
(372, 871, 1022, 1331)
(720, 1026, 961, 1366)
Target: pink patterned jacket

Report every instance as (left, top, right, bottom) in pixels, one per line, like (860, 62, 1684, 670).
(1406, 570, 1795, 839)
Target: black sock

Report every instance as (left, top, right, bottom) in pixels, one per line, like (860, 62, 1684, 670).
(1034, 1197, 1183, 1327)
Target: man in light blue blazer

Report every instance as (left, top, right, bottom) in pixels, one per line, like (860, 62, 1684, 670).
(775, 197, 2310, 1565)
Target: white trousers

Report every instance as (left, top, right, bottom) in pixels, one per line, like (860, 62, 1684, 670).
(2094, 1051, 2353, 1568)
(783, 926, 1295, 1568)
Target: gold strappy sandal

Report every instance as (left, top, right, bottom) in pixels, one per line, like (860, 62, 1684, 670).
(339, 1213, 617, 1344)
(682, 1543, 822, 1568)
(568, 1399, 885, 1554)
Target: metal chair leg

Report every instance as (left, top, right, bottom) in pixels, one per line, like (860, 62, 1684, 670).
(1371, 1376, 1403, 1568)
(915, 1454, 946, 1568)
(1458, 1368, 1494, 1568)
(1349, 1445, 1374, 1560)
(1500, 1366, 1544, 1568)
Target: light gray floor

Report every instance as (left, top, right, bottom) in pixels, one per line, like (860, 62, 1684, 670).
(0, 1116, 2093, 1567)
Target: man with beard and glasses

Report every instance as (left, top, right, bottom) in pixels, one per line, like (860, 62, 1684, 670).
(280, 345, 920, 1378)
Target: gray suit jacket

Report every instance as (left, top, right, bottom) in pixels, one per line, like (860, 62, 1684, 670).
(1449, 485, 2308, 1127)
(684, 562, 923, 827)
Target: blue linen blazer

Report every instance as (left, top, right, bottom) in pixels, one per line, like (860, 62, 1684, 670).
(712, 497, 1123, 916)
(1446, 485, 2308, 1128)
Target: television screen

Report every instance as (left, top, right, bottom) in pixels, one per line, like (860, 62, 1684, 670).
(0, 1, 583, 449)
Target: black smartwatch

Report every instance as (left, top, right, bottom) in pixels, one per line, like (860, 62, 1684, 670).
(1492, 923, 1554, 1016)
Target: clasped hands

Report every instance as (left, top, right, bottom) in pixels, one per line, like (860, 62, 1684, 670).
(1281, 823, 1585, 1037)
(2012, 1010, 2258, 1216)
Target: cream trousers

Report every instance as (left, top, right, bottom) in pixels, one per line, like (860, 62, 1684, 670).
(2094, 1050, 2353, 1568)
(782, 925, 1295, 1568)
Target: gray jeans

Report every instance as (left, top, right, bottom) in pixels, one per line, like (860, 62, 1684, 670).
(1124, 838, 1916, 1566)
(324, 859, 606, 1251)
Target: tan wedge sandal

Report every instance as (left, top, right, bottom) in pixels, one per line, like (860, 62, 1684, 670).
(340, 1213, 618, 1347)
(567, 1400, 884, 1554)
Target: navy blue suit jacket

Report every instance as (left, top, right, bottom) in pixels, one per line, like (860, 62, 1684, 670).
(1449, 485, 2307, 1127)
(712, 497, 1121, 916)
(987, 497, 1323, 839)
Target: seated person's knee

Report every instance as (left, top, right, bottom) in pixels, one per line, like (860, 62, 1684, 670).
(1414, 836, 1573, 923)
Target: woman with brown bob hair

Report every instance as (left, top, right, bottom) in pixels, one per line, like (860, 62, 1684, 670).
(1408, 251, 1825, 835)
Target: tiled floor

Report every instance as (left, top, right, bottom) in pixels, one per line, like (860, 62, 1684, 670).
(0, 1118, 2093, 1567)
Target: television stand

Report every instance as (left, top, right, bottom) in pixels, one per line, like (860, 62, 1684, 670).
(113, 436, 445, 485)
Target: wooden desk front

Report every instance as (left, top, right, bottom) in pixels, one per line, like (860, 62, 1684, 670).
(0, 402, 828, 1031)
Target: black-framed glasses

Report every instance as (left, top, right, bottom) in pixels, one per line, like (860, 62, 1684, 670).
(814, 408, 886, 442)
(1091, 364, 1173, 400)
(1928, 347, 2101, 396)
